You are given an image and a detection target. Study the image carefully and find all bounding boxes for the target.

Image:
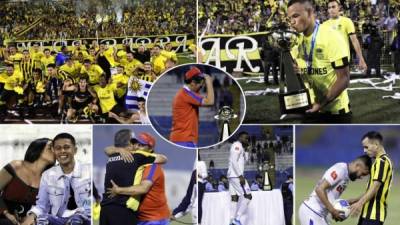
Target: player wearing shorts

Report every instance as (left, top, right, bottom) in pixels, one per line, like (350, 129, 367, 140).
(66, 76, 98, 123)
(298, 155, 371, 225)
(169, 66, 214, 148)
(227, 131, 251, 225)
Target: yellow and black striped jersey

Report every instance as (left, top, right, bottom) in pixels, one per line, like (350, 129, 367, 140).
(361, 153, 393, 222)
(139, 73, 156, 83)
(19, 58, 36, 81)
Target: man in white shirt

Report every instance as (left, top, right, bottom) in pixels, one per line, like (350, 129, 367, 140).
(227, 131, 251, 225)
(298, 155, 371, 225)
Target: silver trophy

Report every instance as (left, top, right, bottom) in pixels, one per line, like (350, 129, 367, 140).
(214, 106, 238, 142)
(267, 23, 311, 115)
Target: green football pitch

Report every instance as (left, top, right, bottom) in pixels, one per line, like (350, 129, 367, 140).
(93, 213, 193, 225)
(296, 167, 400, 225)
(239, 75, 400, 124)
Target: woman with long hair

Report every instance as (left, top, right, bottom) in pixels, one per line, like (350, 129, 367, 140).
(0, 138, 55, 225)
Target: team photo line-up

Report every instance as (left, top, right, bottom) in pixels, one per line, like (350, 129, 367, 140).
(0, 0, 399, 225)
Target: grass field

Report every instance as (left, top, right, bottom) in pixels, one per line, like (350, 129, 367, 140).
(239, 76, 400, 124)
(93, 213, 193, 225)
(296, 167, 400, 225)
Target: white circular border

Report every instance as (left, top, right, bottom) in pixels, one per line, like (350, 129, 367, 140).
(145, 63, 247, 150)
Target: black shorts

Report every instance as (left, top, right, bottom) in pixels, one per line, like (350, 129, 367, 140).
(357, 217, 384, 225)
(71, 100, 91, 111)
(0, 90, 18, 102)
(110, 104, 125, 115)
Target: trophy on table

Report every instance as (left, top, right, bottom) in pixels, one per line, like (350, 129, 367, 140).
(214, 106, 238, 142)
(267, 23, 311, 114)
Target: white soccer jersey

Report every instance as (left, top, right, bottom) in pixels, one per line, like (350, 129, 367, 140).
(303, 162, 350, 217)
(227, 141, 247, 178)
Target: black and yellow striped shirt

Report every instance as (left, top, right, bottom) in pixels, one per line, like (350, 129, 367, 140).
(19, 58, 36, 81)
(139, 73, 156, 83)
(361, 153, 393, 222)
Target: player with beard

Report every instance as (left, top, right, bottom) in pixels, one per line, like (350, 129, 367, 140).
(298, 155, 372, 225)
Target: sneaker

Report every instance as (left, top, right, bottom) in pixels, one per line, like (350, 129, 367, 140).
(232, 218, 243, 225)
(8, 110, 20, 117)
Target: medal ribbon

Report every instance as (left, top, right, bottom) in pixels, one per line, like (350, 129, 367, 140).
(303, 22, 319, 74)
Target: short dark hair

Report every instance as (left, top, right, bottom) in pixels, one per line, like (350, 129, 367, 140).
(355, 155, 373, 170)
(362, 131, 383, 144)
(53, 133, 76, 146)
(44, 48, 50, 52)
(24, 138, 51, 163)
(47, 63, 56, 68)
(288, 0, 314, 8)
(83, 59, 91, 64)
(238, 131, 249, 137)
(114, 129, 132, 147)
(137, 97, 146, 103)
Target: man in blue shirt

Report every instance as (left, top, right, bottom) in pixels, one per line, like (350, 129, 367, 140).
(55, 46, 69, 67)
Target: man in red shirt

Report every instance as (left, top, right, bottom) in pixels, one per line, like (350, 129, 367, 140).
(106, 132, 170, 225)
(169, 66, 214, 148)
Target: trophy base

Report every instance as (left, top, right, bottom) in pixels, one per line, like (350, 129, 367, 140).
(279, 89, 311, 114)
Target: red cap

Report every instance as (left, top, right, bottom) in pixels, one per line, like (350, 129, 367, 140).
(136, 132, 156, 148)
(185, 66, 205, 80)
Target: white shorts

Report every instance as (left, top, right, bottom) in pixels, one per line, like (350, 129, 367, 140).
(228, 177, 251, 196)
(298, 202, 330, 225)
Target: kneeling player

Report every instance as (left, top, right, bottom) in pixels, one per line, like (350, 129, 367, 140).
(66, 76, 98, 123)
(298, 155, 371, 225)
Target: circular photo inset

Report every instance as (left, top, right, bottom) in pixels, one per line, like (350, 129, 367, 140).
(147, 63, 246, 149)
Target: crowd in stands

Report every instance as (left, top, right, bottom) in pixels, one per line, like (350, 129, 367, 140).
(0, 0, 195, 41)
(199, 0, 399, 35)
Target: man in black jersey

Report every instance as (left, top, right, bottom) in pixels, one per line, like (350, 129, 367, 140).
(100, 129, 167, 225)
(66, 77, 97, 123)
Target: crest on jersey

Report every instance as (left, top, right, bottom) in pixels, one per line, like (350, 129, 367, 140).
(315, 48, 324, 60)
(331, 171, 338, 180)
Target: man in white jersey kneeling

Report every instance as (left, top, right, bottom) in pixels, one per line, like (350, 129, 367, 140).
(299, 155, 371, 225)
(227, 131, 251, 225)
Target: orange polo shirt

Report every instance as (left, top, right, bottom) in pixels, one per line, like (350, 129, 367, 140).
(138, 164, 170, 221)
(170, 86, 203, 143)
